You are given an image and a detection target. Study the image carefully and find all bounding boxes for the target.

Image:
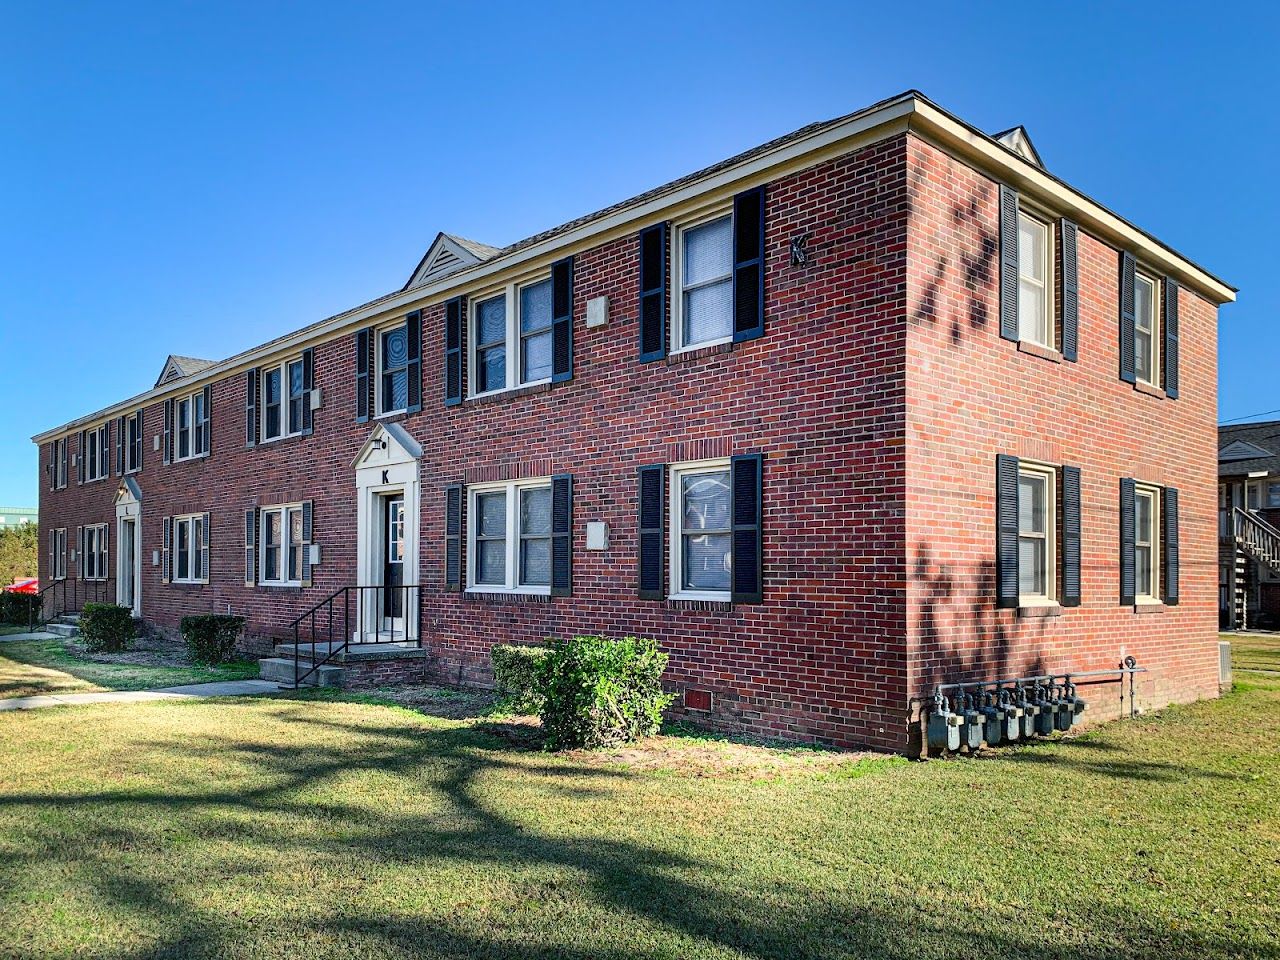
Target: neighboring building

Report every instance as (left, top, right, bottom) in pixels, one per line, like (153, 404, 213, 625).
(1217, 421, 1280, 628)
(31, 91, 1236, 753)
(0, 507, 37, 530)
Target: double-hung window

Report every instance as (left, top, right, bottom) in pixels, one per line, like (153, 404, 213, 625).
(82, 524, 108, 581)
(173, 514, 207, 583)
(261, 358, 306, 442)
(669, 460, 733, 600)
(1017, 463, 1056, 604)
(674, 212, 734, 352)
(1134, 484, 1160, 602)
(1017, 210, 1053, 348)
(467, 478, 552, 593)
(84, 424, 108, 482)
(379, 324, 410, 415)
(470, 276, 554, 397)
(53, 438, 67, 488)
(53, 528, 67, 580)
(125, 410, 143, 473)
(1133, 270, 1160, 387)
(172, 390, 209, 461)
(260, 504, 304, 586)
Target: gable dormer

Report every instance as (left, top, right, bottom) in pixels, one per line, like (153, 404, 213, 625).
(403, 233, 502, 290)
(993, 125, 1044, 169)
(155, 354, 215, 388)
(1219, 439, 1275, 462)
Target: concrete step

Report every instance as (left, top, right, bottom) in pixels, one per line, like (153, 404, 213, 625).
(45, 622, 79, 638)
(258, 657, 344, 688)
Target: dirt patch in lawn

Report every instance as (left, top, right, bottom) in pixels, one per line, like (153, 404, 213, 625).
(66, 631, 200, 668)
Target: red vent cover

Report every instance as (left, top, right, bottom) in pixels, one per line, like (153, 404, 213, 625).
(684, 689, 713, 712)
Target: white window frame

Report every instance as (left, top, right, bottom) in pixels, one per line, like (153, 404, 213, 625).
(1017, 462, 1057, 606)
(82, 523, 109, 581)
(1267, 481, 1280, 509)
(1016, 208, 1055, 349)
(260, 357, 306, 442)
(172, 514, 207, 584)
(125, 411, 142, 474)
(467, 273, 555, 399)
(258, 503, 304, 587)
(372, 318, 412, 418)
(84, 424, 109, 482)
(1134, 483, 1161, 604)
(672, 206, 735, 355)
(465, 477, 553, 595)
(53, 528, 67, 580)
(668, 458, 733, 602)
(1134, 269, 1161, 387)
(54, 438, 67, 488)
(172, 390, 208, 462)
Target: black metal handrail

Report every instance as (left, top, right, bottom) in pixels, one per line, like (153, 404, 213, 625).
(283, 584, 420, 687)
(28, 577, 115, 633)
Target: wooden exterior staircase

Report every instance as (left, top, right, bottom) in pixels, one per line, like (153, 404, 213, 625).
(1232, 507, 1280, 628)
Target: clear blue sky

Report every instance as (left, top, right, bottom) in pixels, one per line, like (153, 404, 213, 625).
(1, 2, 1275, 506)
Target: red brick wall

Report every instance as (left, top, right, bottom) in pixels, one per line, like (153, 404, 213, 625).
(38, 136, 912, 750)
(904, 135, 1220, 736)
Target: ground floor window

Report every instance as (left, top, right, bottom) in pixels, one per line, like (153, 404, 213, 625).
(52, 528, 67, 580)
(260, 504, 303, 586)
(173, 514, 208, 584)
(467, 478, 552, 593)
(81, 524, 108, 581)
(1017, 463, 1057, 604)
(669, 460, 732, 600)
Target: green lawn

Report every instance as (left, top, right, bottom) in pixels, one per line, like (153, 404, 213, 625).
(0, 638, 259, 698)
(0, 674, 1276, 958)
(1227, 632, 1280, 672)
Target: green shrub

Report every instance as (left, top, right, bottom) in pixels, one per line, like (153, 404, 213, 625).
(0, 590, 40, 626)
(80, 603, 136, 652)
(538, 635, 675, 750)
(491, 643, 552, 713)
(181, 614, 245, 665)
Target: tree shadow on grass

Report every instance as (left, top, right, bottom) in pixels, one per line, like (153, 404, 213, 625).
(0, 699, 1273, 960)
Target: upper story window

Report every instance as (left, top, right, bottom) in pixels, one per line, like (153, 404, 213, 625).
(83, 424, 109, 482)
(669, 460, 732, 600)
(379, 325, 410, 414)
(1134, 483, 1160, 602)
(171, 388, 211, 462)
(262, 357, 306, 442)
(1017, 463, 1057, 604)
(1017, 210, 1054, 348)
(124, 409, 143, 473)
(1134, 270, 1161, 386)
(467, 478, 552, 593)
(260, 504, 304, 586)
(52, 438, 68, 489)
(470, 277, 554, 397)
(674, 212, 733, 353)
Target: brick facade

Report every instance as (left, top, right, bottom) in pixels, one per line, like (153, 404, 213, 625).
(34, 96, 1229, 753)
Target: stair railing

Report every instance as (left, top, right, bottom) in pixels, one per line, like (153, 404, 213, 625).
(284, 584, 420, 687)
(28, 577, 115, 633)
(1233, 507, 1280, 575)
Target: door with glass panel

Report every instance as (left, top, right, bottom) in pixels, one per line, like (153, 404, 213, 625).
(381, 494, 405, 633)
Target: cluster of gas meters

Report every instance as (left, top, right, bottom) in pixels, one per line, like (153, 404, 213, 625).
(927, 680, 1086, 754)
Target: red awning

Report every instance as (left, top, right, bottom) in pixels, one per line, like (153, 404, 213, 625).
(4, 578, 38, 595)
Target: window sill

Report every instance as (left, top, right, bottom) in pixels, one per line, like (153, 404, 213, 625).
(666, 340, 734, 366)
(465, 381, 553, 406)
(665, 595, 733, 611)
(171, 453, 211, 465)
(1016, 340, 1062, 363)
(258, 582, 302, 590)
(463, 590, 551, 604)
(1133, 381, 1167, 400)
(374, 409, 409, 422)
(259, 431, 306, 447)
(1016, 602, 1062, 618)
(1133, 600, 1165, 613)
(170, 580, 208, 587)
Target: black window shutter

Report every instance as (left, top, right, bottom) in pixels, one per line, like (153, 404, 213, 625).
(301, 500, 314, 587)
(1164, 487, 1179, 605)
(1164, 277, 1180, 399)
(1060, 465, 1081, 607)
(444, 296, 465, 407)
(732, 186, 766, 344)
(551, 474, 573, 596)
(115, 416, 124, 476)
(201, 384, 212, 455)
(1119, 477, 1136, 605)
(356, 327, 372, 423)
(1119, 251, 1137, 383)
(61, 439, 68, 487)
(302, 348, 315, 435)
(134, 410, 144, 471)
(551, 256, 574, 383)
(200, 512, 211, 581)
(638, 464, 665, 599)
(998, 185, 1020, 342)
(1059, 219, 1079, 362)
(78, 430, 85, 483)
(406, 310, 422, 413)
(444, 483, 463, 591)
(995, 454, 1020, 608)
(730, 453, 764, 603)
(245, 368, 258, 447)
(163, 399, 173, 464)
(162, 516, 172, 584)
(77, 526, 84, 578)
(638, 223, 668, 363)
(244, 508, 256, 586)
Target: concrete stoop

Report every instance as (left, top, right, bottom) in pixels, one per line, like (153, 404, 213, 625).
(259, 641, 426, 690)
(45, 615, 81, 639)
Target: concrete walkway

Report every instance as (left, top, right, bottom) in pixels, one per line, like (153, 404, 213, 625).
(0, 679, 279, 712)
(0, 631, 61, 642)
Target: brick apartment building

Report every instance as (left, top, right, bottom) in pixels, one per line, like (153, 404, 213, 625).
(32, 91, 1235, 752)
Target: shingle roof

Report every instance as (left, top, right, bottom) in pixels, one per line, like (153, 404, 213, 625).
(1219, 420, 1280, 476)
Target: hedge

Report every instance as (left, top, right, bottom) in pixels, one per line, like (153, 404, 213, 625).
(491, 644, 552, 713)
(181, 614, 245, 665)
(80, 603, 136, 653)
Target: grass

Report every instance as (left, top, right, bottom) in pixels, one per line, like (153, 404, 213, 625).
(0, 625, 30, 637)
(1225, 631, 1280, 672)
(0, 638, 259, 699)
(0, 672, 1276, 958)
